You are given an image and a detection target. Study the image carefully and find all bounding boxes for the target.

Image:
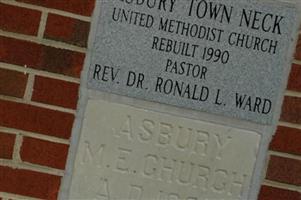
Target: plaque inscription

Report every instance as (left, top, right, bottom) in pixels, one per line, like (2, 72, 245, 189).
(69, 100, 261, 199)
(87, 0, 299, 124)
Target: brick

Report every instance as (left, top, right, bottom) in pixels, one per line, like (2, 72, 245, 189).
(280, 96, 301, 124)
(21, 137, 69, 169)
(32, 76, 79, 109)
(287, 64, 301, 92)
(16, 0, 95, 16)
(270, 126, 301, 156)
(0, 99, 74, 139)
(0, 36, 85, 78)
(0, 166, 60, 199)
(296, 34, 301, 60)
(0, 68, 28, 98)
(0, 3, 41, 36)
(44, 14, 90, 47)
(266, 156, 301, 186)
(0, 132, 15, 159)
(258, 185, 301, 200)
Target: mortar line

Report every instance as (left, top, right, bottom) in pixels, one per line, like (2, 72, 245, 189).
(285, 90, 301, 98)
(293, 59, 301, 65)
(0, 95, 76, 114)
(22, 132, 70, 145)
(0, 126, 70, 145)
(0, 0, 91, 22)
(0, 129, 17, 136)
(0, 192, 40, 200)
(269, 150, 301, 161)
(21, 161, 65, 176)
(0, 30, 87, 53)
(0, 127, 19, 135)
(23, 73, 35, 102)
(278, 121, 301, 130)
(37, 11, 48, 39)
(263, 180, 301, 192)
(0, 62, 80, 83)
(12, 133, 23, 164)
(0, 159, 65, 176)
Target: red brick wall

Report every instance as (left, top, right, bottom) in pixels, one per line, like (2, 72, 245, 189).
(0, 0, 94, 199)
(0, 1, 300, 199)
(258, 34, 301, 199)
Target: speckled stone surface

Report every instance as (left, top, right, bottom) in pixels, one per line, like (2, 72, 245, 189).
(87, 0, 299, 124)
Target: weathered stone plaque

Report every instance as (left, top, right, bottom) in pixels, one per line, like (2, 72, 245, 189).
(87, 0, 299, 124)
(69, 100, 261, 200)
(60, 1, 300, 200)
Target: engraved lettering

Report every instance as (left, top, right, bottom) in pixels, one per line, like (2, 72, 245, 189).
(176, 126, 193, 150)
(128, 185, 144, 200)
(159, 156, 177, 183)
(115, 147, 132, 173)
(81, 141, 105, 167)
(144, 154, 159, 177)
(178, 161, 195, 185)
(212, 169, 228, 193)
(138, 119, 155, 142)
(96, 178, 110, 200)
(158, 122, 173, 145)
(115, 115, 134, 141)
(214, 132, 232, 159)
(192, 130, 209, 157)
(193, 165, 210, 191)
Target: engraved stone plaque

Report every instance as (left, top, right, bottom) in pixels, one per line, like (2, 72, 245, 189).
(87, 0, 300, 124)
(68, 100, 261, 200)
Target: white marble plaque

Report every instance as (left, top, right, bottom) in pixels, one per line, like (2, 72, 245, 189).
(87, 0, 300, 124)
(68, 100, 261, 200)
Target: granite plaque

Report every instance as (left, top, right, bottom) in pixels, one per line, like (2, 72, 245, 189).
(87, 0, 299, 124)
(68, 99, 261, 200)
